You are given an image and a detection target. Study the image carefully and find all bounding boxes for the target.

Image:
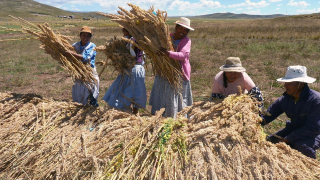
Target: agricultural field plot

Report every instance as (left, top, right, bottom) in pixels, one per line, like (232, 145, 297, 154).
(0, 15, 320, 164)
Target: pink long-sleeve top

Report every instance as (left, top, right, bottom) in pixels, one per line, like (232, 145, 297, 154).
(168, 33, 192, 81)
(212, 71, 256, 97)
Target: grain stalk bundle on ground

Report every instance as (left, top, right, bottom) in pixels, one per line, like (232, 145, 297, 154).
(95, 36, 136, 76)
(97, 4, 183, 89)
(8, 15, 96, 88)
(0, 92, 319, 179)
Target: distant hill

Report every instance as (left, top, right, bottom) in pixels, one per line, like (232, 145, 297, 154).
(0, 0, 102, 19)
(291, 13, 320, 19)
(1, 0, 286, 20)
(194, 12, 285, 19)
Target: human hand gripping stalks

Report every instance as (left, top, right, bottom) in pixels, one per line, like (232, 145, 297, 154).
(8, 15, 97, 88)
(97, 3, 183, 90)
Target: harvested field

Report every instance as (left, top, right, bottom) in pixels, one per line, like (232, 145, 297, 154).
(1, 92, 319, 179)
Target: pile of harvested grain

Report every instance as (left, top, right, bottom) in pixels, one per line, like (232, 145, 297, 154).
(177, 94, 320, 179)
(9, 16, 96, 87)
(95, 36, 136, 76)
(0, 92, 319, 179)
(97, 4, 183, 89)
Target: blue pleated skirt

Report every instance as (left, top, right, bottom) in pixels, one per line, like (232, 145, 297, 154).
(103, 65, 146, 110)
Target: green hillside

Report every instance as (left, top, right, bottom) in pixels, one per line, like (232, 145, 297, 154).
(0, 0, 102, 19)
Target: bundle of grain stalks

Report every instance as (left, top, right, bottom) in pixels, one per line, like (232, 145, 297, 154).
(9, 15, 96, 88)
(0, 92, 319, 179)
(97, 4, 183, 90)
(95, 36, 136, 76)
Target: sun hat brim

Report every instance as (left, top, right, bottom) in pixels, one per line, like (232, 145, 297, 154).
(277, 76, 316, 83)
(80, 30, 92, 34)
(80, 26, 92, 36)
(219, 65, 246, 72)
(174, 22, 194, 31)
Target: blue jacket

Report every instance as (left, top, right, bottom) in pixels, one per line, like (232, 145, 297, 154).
(73, 41, 97, 68)
(261, 84, 320, 143)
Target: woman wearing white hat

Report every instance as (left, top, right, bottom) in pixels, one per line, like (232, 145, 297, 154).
(149, 17, 194, 118)
(261, 65, 320, 159)
(211, 57, 263, 105)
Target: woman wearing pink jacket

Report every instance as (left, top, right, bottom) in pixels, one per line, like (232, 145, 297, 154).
(149, 17, 194, 118)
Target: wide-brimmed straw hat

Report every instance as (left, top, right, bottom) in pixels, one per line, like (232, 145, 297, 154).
(174, 17, 194, 31)
(219, 57, 246, 72)
(277, 65, 316, 83)
(80, 26, 92, 36)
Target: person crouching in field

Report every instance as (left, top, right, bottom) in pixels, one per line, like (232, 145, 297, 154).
(103, 28, 146, 114)
(211, 57, 263, 106)
(64, 26, 99, 107)
(149, 17, 194, 118)
(261, 65, 320, 159)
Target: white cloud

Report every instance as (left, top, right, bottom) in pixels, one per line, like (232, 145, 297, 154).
(44, 0, 93, 6)
(247, 7, 253, 9)
(168, 0, 221, 11)
(277, 4, 283, 6)
(70, 7, 81, 11)
(198, 0, 221, 8)
(236, 8, 244, 10)
(36, 0, 169, 12)
(287, 0, 310, 7)
(228, 0, 270, 8)
(102, 0, 182, 14)
(276, 8, 280, 10)
(37, 0, 222, 13)
(243, 9, 262, 15)
(296, 8, 320, 13)
(167, 0, 191, 11)
(269, 0, 282, 2)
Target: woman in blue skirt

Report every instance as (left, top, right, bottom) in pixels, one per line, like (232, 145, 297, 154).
(103, 28, 146, 114)
(64, 26, 99, 107)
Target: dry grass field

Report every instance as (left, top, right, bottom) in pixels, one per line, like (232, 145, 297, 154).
(0, 16, 320, 160)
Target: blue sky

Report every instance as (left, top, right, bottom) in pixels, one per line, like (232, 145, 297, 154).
(35, 0, 320, 16)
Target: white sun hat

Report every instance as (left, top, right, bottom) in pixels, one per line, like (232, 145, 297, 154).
(219, 57, 246, 72)
(174, 17, 194, 31)
(277, 65, 316, 83)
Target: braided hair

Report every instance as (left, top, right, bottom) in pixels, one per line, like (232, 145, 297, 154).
(223, 72, 228, 88)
